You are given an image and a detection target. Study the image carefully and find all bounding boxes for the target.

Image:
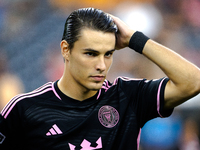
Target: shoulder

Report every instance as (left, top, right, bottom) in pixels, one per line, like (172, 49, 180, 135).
(101, 77, 144, 93)
(103, 76, 144, 87)
(101, 76, 169, 94)
(1, 82, 54, 119)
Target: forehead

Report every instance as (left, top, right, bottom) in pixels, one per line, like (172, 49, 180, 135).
(73, 28, 116, 52)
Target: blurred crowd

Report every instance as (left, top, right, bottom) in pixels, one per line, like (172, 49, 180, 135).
(0, 0, 200, 149)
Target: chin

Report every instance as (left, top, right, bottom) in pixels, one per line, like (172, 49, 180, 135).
(90, 86, 102, 91)
(88, 82, 103, 91)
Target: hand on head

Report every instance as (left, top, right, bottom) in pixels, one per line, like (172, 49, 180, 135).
(109, 14, 135, 50)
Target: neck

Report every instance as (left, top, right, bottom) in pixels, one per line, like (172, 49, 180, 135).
(57, 76, 98, 101)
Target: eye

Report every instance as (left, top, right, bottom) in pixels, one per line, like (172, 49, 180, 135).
(105, 52, 114, 58)
(85, 52, 98, 57)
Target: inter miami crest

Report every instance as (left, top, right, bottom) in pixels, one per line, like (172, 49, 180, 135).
(98, 105, 119, 128)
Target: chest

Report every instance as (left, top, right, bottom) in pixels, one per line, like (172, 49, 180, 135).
(22, 94, 139, 149)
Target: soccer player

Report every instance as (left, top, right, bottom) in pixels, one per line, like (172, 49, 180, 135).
(0, 8, 200, 150)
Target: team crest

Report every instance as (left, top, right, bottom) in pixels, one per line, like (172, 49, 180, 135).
(98, 105, 119, 128)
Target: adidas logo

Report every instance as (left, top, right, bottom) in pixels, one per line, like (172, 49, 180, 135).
(46, 124, 63, 136)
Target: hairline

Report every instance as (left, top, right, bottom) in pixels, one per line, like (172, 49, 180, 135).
(68, 27, 116, 51)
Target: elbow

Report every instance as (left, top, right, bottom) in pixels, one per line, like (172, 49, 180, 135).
(179, 79, 200, 99)
(188, 74, 200, 96)
(195, 75, 200, 94)
(185, 66, 200, 96)
(194, 71, 200, 94)
(186, 69, 200, 96)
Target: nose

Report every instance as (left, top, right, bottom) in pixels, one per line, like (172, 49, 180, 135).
(96, 56, 106, 72)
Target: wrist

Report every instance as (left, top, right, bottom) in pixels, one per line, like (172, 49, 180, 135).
(126, 31, 135, 46)
(128, 31, 150, 54)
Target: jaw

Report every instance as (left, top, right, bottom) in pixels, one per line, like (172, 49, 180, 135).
(81, 78, 105, 92)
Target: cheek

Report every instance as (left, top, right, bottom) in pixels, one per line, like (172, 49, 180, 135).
(70, 56, 91, 76)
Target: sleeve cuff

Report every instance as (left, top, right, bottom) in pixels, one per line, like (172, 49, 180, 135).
(157, 77, 174, 118)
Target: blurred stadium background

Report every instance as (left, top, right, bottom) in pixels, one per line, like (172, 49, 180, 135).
(0, 0, 200, 149)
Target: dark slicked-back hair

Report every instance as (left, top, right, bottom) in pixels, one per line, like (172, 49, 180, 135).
(62, 8, 118, 50)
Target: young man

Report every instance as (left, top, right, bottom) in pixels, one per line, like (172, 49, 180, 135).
(0, 8, 200, 150)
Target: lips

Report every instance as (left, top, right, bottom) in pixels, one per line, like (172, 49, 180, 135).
(90, 75, 105, 82)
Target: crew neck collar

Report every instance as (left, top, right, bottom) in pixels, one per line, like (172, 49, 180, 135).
(53, 80, 100, 106)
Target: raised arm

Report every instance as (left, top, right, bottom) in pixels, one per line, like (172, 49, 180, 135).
(111, 15, 200, 109)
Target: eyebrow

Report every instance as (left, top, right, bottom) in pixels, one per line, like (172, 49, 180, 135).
(83, 48, 115, 53)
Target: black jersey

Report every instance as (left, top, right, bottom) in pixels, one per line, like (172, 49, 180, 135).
(0, 77, 173, 150)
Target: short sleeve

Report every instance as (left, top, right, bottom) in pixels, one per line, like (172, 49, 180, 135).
(118, 77, 173, 127)
(0, 103, 24, 149)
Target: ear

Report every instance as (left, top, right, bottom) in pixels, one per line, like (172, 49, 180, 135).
(60, 40, 70, 61)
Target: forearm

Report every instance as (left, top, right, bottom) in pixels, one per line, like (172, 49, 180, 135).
(143, 39, 194, 84)
(143, 39, 200, 108)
